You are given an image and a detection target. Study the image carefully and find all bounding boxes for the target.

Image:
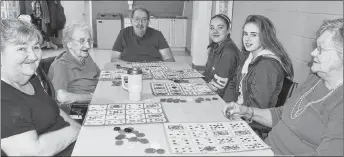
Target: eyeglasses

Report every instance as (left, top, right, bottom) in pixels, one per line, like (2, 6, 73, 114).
(132, 17, 149, 24)
(316, 46, 335, 54)
(71, 38, 94, 45)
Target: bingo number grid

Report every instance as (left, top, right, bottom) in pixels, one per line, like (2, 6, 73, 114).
(151, 83, 216, 96)
(99, 69, 153, 81)
(83, 103, 168, 126)
(151, 69, 204, 80)
(141, 66, 171, 72)
(164, 121, 271, 154)
(130, 62, 166, 67)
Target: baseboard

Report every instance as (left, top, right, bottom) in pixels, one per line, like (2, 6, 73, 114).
(192, 63, 206, 72)
(185, 47, 191, 55)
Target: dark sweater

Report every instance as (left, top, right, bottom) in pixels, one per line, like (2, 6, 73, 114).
(203, 37, 241, 97)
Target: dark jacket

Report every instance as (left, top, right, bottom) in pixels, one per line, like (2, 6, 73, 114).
(203, 37, 241, 97)
(47, 0, 65, 31)
(223, 51, 286, 109)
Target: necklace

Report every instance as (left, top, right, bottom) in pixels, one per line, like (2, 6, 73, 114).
(290, 80, 343, 119)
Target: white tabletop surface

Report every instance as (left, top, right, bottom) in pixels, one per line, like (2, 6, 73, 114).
(71, 61, 274, 156)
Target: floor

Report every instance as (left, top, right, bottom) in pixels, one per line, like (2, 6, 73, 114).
(41, 48, 192, 69)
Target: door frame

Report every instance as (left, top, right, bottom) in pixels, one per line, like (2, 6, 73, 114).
(214, 0, 234, 21)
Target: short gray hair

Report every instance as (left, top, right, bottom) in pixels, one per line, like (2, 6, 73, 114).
(62, 21, 91, 48)
(1, 18, 42, 51)
(317, 18, 343, 54)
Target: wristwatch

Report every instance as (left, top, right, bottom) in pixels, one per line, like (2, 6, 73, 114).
(247, 107, 254, 123)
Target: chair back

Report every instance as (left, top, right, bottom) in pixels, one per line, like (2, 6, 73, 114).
(70, 104, 89, 124)
(35, 56, 56, 99)
(40, 56, 56, 74)
(275, 77, 298, 107)
(36, 66, 56, 99)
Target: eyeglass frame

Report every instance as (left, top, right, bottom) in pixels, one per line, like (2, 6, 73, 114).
(131, 17, 149, 24)
(316, 46, 336, 55)
(70, 38, 94, 45)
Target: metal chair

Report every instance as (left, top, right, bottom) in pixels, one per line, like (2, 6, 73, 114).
(275, 77, 298, 107)
(35, 56, 56, 99)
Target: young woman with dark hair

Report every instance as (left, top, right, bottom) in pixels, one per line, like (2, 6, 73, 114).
(203, 14, 241, 98)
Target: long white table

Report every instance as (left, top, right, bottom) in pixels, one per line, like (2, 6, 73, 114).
(71, 62, 274, 156)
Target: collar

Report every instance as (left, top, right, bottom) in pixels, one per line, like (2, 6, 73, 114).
(241, 49, 291, 79)
(208, 35, 233, 54)
(65, 49, 86, 67)
(251, 49, 275, 62)
(130, 26, 151, 39)
(242, 49, 275, 74)
(130, 26, 136, 36)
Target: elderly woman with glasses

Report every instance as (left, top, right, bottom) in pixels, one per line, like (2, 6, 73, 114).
(224, 18, 343, 156)
(48, 21, 100, 105)
(1, 19, 80, 156)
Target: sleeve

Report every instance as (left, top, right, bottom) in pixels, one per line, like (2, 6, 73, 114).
(89, 56, 101, 78)
(1, 100, 35, 139)
(96, 63, 101, 78)
(211, 46, 240, 90)
(298, 102, 343, 156)
(215, 46, 240, 78)
(222, 73, 239, 102)
(202, 71, 210, 82)
(157, 31, 170, 50)
(112, 29, 125, 52)
(269, 106, 284, 126)
(246, 60, 284, 109)
(48, 62, 70, 91)
(202, 50, 213, 82)
(222, 52, 249, 102)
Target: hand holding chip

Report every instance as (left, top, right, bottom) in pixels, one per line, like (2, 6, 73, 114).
(208, 81, 219, 91)
(223, 102, 248, 120)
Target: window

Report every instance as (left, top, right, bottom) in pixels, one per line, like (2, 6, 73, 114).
(1, 1, 20, 19)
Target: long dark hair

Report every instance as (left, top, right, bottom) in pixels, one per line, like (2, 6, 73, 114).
(242, 15, 294, 79)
